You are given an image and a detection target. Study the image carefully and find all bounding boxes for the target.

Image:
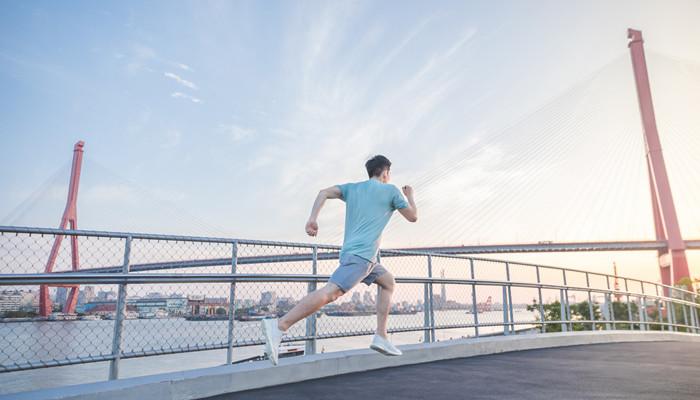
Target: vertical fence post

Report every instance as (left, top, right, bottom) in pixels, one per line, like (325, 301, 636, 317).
(505, 263, 515, 334)
(667, 300, 677, 332)
(640, 284, 646, 331)
(423, 255, 433, 343)
(685, 289, 696, 333)
(625, 279, 633, 330)
(670, 303, 677, 332)
(669, 287, 676, 332)
(428, 255, 436, 342)
(559, 289, 567, 333)
(226, 241, 238, 364)
(470, 259, 479, 337)
(585, 273, 595, 331)
(682, 304, 689, 333)
(536, 266, 546, 334)
(562, 270, 571, 331)
(109, 235, 131, 380)
(656, 285, 663, 331)
(610, 293, 617, 330)
(606, 275, 616, 330)
(689, 304, 695, 333)
(503, 285, 510, 335)
(602, 293, 612, 331)
(693, 305, 700, 334)
(305, 246, 318, 355)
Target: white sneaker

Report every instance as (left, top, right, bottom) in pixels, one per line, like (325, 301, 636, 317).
(370, 334, 402, 356)
(261, 318, 284, 365)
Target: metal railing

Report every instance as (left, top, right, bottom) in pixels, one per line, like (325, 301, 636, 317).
(0, 226, 698, 380)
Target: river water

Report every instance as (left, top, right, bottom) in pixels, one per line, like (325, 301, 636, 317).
(0, 309, 537, 394)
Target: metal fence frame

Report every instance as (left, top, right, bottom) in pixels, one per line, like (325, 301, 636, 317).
(1, 226, 698, 379)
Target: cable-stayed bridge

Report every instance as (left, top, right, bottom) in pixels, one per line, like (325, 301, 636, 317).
(2, 29, 700, 399)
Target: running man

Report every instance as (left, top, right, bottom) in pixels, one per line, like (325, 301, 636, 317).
(262, 155, 418, 365)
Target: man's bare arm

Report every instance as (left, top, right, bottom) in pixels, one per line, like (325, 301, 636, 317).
(398, 185, 418, 223)
(305, 186, 342, 236)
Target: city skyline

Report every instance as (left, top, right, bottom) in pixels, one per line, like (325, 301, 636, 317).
(0, 278, 591, 321)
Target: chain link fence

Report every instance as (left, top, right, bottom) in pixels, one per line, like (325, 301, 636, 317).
(1, 226, 699, 381)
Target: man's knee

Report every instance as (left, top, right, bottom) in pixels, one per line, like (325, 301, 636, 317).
(378, 272, 396, 291)
(330, 289, 344, 302)
(322, 284, 344, 302)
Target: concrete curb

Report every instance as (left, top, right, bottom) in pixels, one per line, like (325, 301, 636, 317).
(5, 331, 700, 400)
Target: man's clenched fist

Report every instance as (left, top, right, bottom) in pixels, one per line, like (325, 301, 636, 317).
(305, 220, 319, 236)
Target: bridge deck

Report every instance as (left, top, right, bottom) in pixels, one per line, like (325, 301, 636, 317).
(206, 341, 700, 400)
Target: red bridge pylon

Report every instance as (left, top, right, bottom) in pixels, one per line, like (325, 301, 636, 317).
(628, 29, 691, 291)
(39, 141, 85, 316)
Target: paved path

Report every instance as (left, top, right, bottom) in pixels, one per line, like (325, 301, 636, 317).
(205, 341, 700, 400)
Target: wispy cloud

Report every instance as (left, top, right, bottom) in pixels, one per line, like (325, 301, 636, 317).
(123, 43, 157, 74)
(132, 43, 156, 60)
(245, 7, 488, 244)
(371, 14, 436, 76)
(177, 63, 193, 71)
(171, 92, 202, 103)
(164, 72, 198, 90)
(219, 124, 255, 142)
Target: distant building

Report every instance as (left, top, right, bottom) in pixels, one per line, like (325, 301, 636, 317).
(85, 303, 137, 317)
(83, 286, 95, 302)
(19, 290, 38, 312)
(0, 290, 23, 313)
(165, 297, 188, 315)
(363, 291, 375, 305)
(236, 298, 256, 308)
(277, 297, 295, 310)
(97, 290, 117, 301)
(77, 286, 96, 306)
(433, 294, 443, 309)
(127, 297, 188, 316)
(260, 291, 277, 309)
(352, 292, 361, 305)
(55, 287, 68, 308)
(82, 300, 115, 314)
(187, 296, 228, 315)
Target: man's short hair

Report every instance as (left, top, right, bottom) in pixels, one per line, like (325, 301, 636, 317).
(365, 155, 392, 178)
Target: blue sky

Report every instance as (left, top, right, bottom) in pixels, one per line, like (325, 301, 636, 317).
(2, 1, 700, 279)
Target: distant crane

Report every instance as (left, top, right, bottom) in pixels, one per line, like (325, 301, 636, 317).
(613, 262, 622, 302)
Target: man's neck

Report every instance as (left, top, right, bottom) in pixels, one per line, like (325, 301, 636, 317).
(370, 177, 383, 183)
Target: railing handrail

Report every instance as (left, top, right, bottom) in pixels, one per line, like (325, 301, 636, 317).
(0, 225, 340, 249)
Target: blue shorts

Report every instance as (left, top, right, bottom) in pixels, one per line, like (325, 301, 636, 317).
(328, 253, 388, 292)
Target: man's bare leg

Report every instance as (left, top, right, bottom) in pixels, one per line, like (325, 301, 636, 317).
(374, 272, 396, 338)
(278, 283, 344, 331)
(369, 272, 401, 356)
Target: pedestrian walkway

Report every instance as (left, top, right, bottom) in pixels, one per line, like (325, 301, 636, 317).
(205, 341, 700, 400)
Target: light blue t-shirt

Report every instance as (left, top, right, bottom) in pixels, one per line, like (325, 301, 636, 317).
(336, 179, 409, 263)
